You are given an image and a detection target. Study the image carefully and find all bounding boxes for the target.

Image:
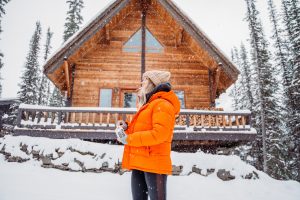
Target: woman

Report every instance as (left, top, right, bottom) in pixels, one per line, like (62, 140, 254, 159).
(115, 70, 180, 200)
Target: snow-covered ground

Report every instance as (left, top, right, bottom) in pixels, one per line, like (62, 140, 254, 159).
(0, 135, 299, 200)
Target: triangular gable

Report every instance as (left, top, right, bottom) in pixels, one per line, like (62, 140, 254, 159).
(43, 0, 239, 86)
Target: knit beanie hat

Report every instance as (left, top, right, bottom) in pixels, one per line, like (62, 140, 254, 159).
(142, 70, 171, 86)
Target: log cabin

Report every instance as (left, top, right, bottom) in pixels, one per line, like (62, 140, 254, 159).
(45, 0, 240, 109)
(14, 0, 256, 150)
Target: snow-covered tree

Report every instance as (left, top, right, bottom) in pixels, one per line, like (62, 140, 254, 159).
(63, 0, 84, 42)
(245, 0, 285, 179)
(281, 0, 300, 181)
(49, 87, 65, 107)
(18, 21, 42, 104)
(229, 45, 254, 111)
(0, 0, 11, 97)
(229, 48, 242, 110)
(38, 27, 53, 105)
(239, 43, 254, 111)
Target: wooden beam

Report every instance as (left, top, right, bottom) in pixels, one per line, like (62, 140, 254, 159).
(141, 1, 147, 81)
(105, 23, 110, 42)
(64, 60, 71, 97)
(69, 64, 76, 105)
(212, 66, 221, 100)
(175, 27, 183, 47)
(13, 128, 256, 141)
(208, 69, 215, 107)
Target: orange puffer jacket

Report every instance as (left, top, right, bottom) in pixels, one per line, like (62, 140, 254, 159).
(122, 90, 180, 175)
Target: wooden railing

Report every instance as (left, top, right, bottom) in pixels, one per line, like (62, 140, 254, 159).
(14, 104, 256, 141)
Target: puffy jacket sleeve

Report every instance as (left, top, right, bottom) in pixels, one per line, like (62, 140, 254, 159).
(126, 101, 175, 147)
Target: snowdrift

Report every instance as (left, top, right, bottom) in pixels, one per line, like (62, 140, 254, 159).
(1, 135, 300, 200)
(0, 135, 270, 180)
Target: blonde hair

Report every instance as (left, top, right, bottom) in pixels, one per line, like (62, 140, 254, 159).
(137, 78, 155, 110)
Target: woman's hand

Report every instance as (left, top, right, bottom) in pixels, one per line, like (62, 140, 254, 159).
(116, 120, 128, 131)
(115, 127, 127, 145)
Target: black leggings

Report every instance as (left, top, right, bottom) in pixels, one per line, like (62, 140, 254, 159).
(131, 169, 167, 200)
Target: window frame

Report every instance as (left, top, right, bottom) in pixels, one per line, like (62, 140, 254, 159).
(122, 27, 164, 53)
(120, 88, 138, 108)
(99, 88, 113, 108)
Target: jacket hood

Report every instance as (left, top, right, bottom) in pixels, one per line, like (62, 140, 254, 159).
(147, 84, 181, 115)
(146, 82, 171, 103)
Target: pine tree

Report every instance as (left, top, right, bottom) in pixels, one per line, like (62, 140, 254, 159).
(268, 0, 292, 131)
(239, 43, 254, 112)
(18, 22, 42, 104)
(245, 0, 285, 179)
(38, 28, 53, 105)
(229, 45, 254, 111)
(229, 48, 242, 110)
(0, 0, 10, 97)
(63, 0, 84, 42)
(282, 0, 300, 181)
(49, 87, 65, 107)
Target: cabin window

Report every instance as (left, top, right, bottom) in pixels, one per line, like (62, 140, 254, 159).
(123, 28, 163, 53)
(123, 92, 137, 108)
(99, 89, 112, 107)
(175, 90, 185, 109)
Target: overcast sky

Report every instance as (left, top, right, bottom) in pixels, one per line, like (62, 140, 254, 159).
(0, 0, 282, 109)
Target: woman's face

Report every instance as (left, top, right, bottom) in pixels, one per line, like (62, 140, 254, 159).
(142, 77, 149, 87)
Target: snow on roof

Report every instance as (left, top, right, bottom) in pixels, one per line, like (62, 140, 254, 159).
(43, 0, 238, 81)
(43, 0, 117, 68)
(171, 0, 235, 67)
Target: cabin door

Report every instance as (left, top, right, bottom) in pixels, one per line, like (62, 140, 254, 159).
(120, 89, 137, 108)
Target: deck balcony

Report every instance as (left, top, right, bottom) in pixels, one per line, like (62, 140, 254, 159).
(14, 104, 256, 146)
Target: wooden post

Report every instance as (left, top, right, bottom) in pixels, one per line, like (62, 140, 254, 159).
(223, 115, 226, 128)
(51, 112, 55, 124)
(193, 115, 197, 126)
(228, 115, 232, 128)
(63, 60, 71, 98)
(79, 112, 83, 125)
(186, 114, 190, 127)
(92, 113, 96, 126)
(44, 112, 48, 123)
(31, 111, 36, 122)
(37, 112, 42, 123)
(212, 67, 221, 100)
(200, 115, 204, 128)
(71, 112, 75, 123)
(241, 116, 246, 129)
(58, 112, 62, 125)
(16, 109, 23, 127)
(235, 115, 240, 128)
(208, 70, 215, 107)
(141, 0, 147, 81)
(216, 115, 219, 127)
(208, 115, 211, 128)
(99, 113, 103, 124)
(106, 113, 111, 125)
(85, 113, 90, 124)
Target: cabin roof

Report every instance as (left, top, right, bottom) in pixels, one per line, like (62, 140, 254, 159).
(43, 0, 239, 88)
